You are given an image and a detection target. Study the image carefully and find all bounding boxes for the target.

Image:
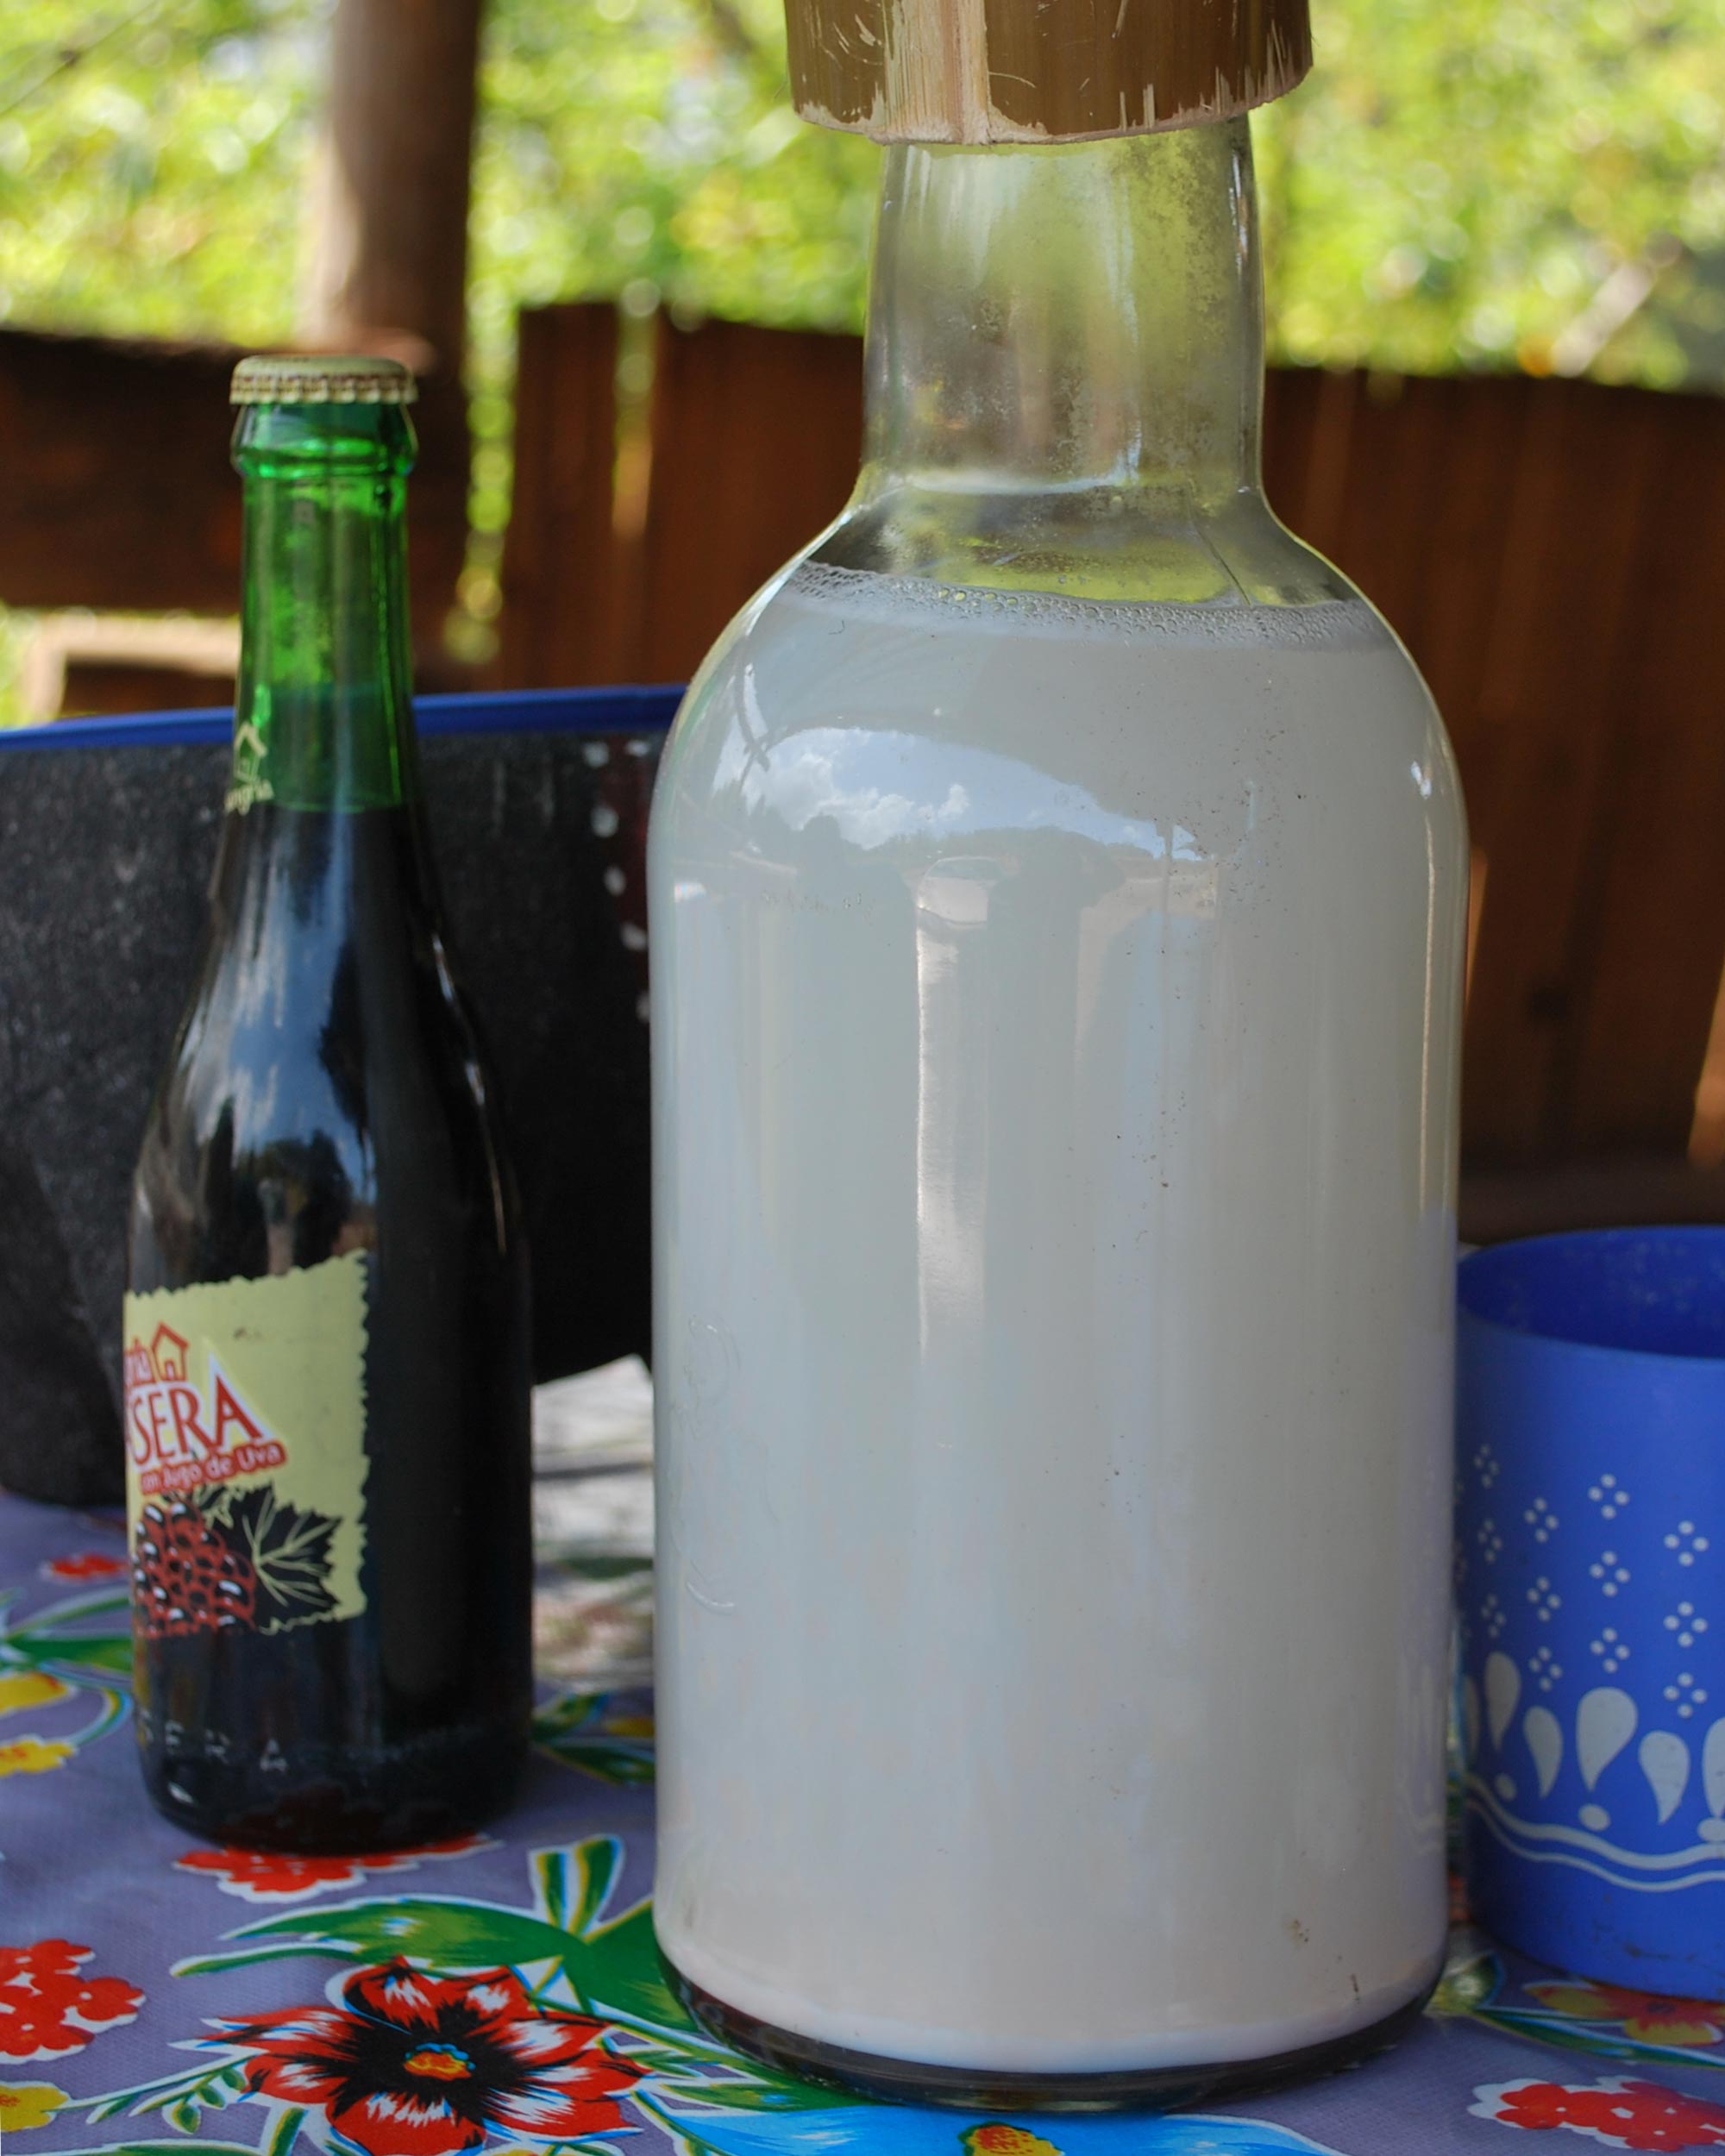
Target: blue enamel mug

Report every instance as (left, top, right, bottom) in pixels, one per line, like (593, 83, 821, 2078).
(1456, 1228, 1725, 1995)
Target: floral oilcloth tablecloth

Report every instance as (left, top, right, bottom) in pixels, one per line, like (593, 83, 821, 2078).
(9, 1494, 1725, 2156)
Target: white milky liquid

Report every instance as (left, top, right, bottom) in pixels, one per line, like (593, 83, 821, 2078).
(649, 562, 1465, 2074)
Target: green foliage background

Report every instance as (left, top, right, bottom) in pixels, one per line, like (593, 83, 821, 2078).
(0, 0, 1722, 705)
(8, 0, 1723, 375)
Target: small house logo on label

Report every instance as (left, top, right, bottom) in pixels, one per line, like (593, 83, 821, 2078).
(124, 1324, 286, 1497)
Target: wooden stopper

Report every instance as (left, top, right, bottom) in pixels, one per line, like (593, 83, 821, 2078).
(786, 0, 1311, 142)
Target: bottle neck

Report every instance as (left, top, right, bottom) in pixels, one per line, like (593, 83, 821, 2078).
(825, 119, 1292, 603)
(229, 403, 419, 816)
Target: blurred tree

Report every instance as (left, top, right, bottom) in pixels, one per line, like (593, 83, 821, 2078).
(461, 0, 874, 555)
(2, 0, 1724, 680)
(0, 0, 322, 344)
(6, 0, 1724, 390)
(1255, 0, 1725, 387)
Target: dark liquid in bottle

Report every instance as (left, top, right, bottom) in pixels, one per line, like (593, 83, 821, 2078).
(129, 802, 532, 1852)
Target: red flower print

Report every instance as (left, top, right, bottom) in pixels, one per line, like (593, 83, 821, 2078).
(220, 1959, 646, 2156)
(178, 1834, 492, 1903)
(41, 1553, 127, 1583)
(1472, 2075, 1725, 2149)
(0, 1942, 144, 2060)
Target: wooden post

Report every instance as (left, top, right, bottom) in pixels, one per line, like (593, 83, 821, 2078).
(301, 0, 483, 376)
(498, 304, 622, 687)
(300, 0, 484, 658)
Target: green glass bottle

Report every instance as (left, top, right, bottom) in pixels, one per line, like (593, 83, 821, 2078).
(125, 355, 532, 1852)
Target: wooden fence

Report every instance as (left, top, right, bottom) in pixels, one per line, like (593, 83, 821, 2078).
(500, 304, 1725, 1193)
(0, 325, 469, 656)
(6, 309, 1725, 1203)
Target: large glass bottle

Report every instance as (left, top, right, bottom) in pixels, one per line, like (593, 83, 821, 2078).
(126, 356, 532, 1852)
(649, 122, 1466, 2101)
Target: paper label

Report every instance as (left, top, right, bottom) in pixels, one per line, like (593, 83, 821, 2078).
(123, 1252, 368, 1638)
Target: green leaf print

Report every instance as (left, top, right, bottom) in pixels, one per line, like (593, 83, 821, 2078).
(1427, 1932, 1502, 2016)
(1471, 2006, 1725, 2073)
(7, 1629, 132, 1675)
(49, 2142, 269, 2156)
(175, 1839, 694, 2034)
(534, 1694, 656, 1786)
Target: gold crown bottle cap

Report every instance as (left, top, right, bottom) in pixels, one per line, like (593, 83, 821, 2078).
(230, 354, 418, 405)
(786, 0, 1311, 142)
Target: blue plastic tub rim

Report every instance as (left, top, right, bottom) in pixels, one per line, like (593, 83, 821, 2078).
(1458, 1225, 1725, 1363)
(0, 683, 683, 755)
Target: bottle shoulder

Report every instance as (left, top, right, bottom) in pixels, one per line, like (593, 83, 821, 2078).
(131, 845, 515, 1294)
(668, 555, 1444, 771)
(649, 555, 1467, 921)
(816, 482, 1373, 600)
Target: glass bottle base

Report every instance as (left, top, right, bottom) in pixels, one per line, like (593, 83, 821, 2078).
(665, 1959, 1434, 2114)
(138, 1714, 527, 1855)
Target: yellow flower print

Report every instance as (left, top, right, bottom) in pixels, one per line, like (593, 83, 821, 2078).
(1528, 1978, 1724, 2048)
(0, 2083, 68, 2132)
(0, 1735, 75, 1776)
(961, 2128, 1064, 2156)
(0, 1671, 72, 1718)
